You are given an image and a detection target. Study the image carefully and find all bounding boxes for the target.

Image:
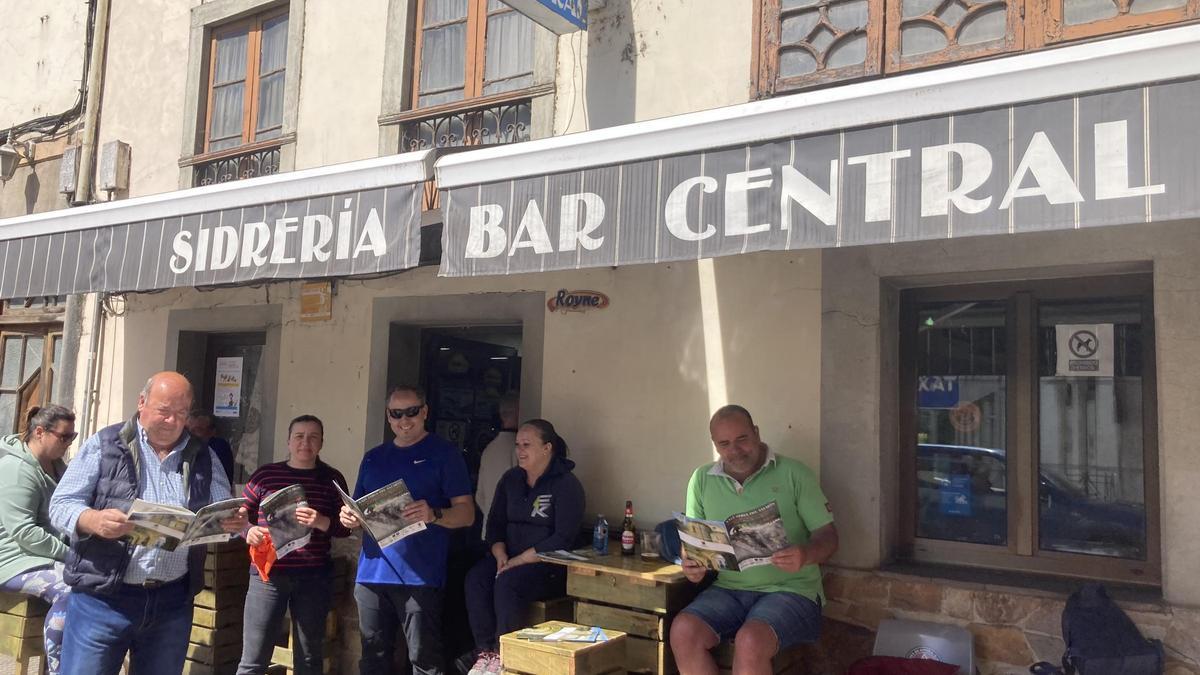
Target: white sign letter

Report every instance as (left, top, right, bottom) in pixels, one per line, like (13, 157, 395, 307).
(169, 231, 193, 274)
(509, 201, 554, 255)
(665, 176, 718, 241)
(1094, 120, 1165, 201)
(301, 215, 333, 263)
(209, 225, 239, 270)
(848, 149, 911, 222)
(558, 192, 606, 251)
(1000, 132, 1084, 209)
(725, 168, 773, 236)
(240, 222, 271, 268)
(780, 161, 839, 228)
(465, 205, 506, 259)
(921, 143, 994, 217)
(353, 208, 387, 258)
(270, 217, 299, 264)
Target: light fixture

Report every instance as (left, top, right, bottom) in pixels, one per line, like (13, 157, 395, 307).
(0, 141, 33, 183)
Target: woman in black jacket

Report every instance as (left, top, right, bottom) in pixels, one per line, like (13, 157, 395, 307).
(461, 419, 585, 675)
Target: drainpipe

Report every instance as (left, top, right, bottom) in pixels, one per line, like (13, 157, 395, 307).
(73, 0, 111, 205)
(57, 294, 84, 411)
(77, 293, 105, 441)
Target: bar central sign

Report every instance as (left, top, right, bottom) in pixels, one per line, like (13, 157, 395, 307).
(504, 0, 586, 34)
(439, 79, 1200, 277)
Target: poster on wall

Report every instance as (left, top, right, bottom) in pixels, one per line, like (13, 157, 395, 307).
(1055, 324, 1114, 377)
(213, 357, 243, 418)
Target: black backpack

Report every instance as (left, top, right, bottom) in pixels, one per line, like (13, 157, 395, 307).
(1030, 584, 1163, 675)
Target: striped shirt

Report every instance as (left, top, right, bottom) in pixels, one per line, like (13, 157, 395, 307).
(242, 460, 350, 572)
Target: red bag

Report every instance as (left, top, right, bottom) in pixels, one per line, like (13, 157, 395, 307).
(249, 531, 277, 582)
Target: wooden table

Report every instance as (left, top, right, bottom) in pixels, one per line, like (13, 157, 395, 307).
(542, 551, 698, 674)
(500, 621, 627, 675)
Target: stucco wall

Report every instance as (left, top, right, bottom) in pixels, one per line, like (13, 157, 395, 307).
(820, 219, 1200, 607)
(92, 249, 822, 528)
(0, 4, 87, 130)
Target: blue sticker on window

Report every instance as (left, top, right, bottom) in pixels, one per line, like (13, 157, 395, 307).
(941, 475, 972, 517)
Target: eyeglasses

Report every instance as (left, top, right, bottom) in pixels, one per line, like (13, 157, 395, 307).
(387, 405, 424, 420)
(45, 429, 79, 443)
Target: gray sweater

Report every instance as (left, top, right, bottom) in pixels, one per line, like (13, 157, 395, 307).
(0, 434, 68, 583)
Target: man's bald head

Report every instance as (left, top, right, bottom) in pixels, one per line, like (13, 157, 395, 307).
(709, 404, 755, 430)
(137, 371, 195, 452)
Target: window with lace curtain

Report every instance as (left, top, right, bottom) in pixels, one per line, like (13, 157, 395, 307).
(203, 8, 289, 153)
(412, 0, 536, 110)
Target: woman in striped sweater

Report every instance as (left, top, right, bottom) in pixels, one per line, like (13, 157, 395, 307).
(236, 414, 351, 675)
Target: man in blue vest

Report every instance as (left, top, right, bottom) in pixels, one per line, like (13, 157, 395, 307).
(49, 371, 247, 675)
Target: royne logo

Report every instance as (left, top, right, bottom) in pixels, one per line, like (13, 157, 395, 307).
(546, 289, 609, 313)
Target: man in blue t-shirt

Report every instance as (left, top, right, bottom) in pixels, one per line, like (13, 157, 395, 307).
(339, 385, 475, 675)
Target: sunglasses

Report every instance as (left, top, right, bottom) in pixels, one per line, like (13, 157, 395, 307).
(387, 405, 424, 420)
(45, 429, 79, 443)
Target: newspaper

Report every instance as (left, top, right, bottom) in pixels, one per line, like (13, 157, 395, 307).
(675, 501, 790, 572)
(124, 497, 245, 551)
(260, 484, 312, 558)
(333, 478, 426, 548)
(536, 549, 593, 563)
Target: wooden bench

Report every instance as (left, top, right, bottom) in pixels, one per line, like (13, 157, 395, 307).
(0, 593, 48, 675)
(524, 596, 575, 626)
(500, 620, 628, 675)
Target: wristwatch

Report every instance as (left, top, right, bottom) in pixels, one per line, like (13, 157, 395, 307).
(432, 507, 444, 523)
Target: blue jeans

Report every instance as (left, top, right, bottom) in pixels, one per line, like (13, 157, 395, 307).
(237, 568, 332, 675)
(0, 564, 70, 675)
(59, 579, 193, 675)
(681, 586, 822, 650)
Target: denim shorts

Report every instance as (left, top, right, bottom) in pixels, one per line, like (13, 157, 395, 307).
(680, 586, 822, 649)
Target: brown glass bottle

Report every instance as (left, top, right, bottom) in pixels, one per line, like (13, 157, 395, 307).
(620, 500, 636, 555)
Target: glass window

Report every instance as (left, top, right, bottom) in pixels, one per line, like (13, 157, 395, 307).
(901, 279, 1157, 584)
(204, 10, 289, 153)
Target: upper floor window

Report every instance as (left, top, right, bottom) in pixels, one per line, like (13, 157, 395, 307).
(755, 0, 1199, 96)
(412, 0, 535, 109)
(205, 8, 289, 152)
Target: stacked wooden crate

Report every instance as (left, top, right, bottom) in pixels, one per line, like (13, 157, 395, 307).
(0, 593, 47, 675)
(184, 541, 250, 675)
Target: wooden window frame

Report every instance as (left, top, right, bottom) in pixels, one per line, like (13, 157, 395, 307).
(1040, 0, 1199, 44)
(0, 328, 64, 435)
(201, 6, 289, 155)
(410, 0, 535, 110)
(897, 275, 1161, 586)
(884, 0, 1025, 72)
(754, 0, 885, 98)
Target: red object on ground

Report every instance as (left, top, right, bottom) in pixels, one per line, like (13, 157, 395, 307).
(845, 655, 961, 675)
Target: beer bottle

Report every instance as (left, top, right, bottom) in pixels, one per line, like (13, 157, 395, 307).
(621, 500, 636, 556)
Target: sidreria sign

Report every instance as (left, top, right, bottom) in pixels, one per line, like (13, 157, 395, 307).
(547, 289, 609, 313)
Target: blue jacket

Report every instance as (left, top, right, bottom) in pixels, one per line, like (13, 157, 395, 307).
(485, 455, 585, 556)
(63, 417, 213, 596)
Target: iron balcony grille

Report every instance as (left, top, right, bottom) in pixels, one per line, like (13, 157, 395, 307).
(192, 145, 282, 187)
(399, 98, 531, 152)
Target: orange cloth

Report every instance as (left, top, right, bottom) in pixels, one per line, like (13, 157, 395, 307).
(249, 531, 277, 582)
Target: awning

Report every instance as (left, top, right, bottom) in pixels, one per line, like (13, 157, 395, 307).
(0, 150, 433, 299)
(436, 25, 1200, 278)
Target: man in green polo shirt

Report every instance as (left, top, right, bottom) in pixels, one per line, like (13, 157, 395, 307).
(669, 405, 839, 675)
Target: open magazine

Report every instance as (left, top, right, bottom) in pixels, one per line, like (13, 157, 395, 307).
(674, 501, 789, 572)
(124, 497, 245, 551)
(260, 484, 311, 558)
(333, 478, 426, 548)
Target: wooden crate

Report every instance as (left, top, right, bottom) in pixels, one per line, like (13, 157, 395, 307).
(182, 658, 237, 675)
(190, 624, 243, 648)
(525, 596, 575, 626)
(194, 605, 244, 630)
(0, 595, 47, 617)
(0, 613, 42, 639)
(564, 555, 696, 616)
(269, 645, 335, 671)
(187, 640, 241, 665)
(712, 641, 806, 675)
(575, 602, 666, 641)
(499, 621, 627, 675)
(0, 592, 46, 675)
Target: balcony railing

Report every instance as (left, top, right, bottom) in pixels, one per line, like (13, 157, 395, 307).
(399, 98, 532, 153)
(192, 144, 282, 187)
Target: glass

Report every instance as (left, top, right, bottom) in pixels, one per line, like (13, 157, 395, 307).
(640, 531, 662, 560)
(958, 6, 1007, 45)
(914, 301, 1008, 546)
(419, 23, 467, 97)
(22, 337, 43, 382)
(0, 392, 13, 435)
(1064, 0, 1118, 25)
(1037, 300, 1146, 560)
(388, 405, 423, 419)
(484, 11, 534, 88)
(1, 337, 21, 388)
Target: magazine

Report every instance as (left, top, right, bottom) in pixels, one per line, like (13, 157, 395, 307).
(333, 478, 426, 548)
(260, 484, 311, 558)
(536, 549, 593, 563)
(674, 501, 790, 572)
(124, 497, 246, 551)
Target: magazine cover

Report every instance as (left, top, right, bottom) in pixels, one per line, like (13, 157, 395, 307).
(674, 501, 789, 572)
(333, 478, 427, 548)
(125, 497, 245, 550)
(260, 484, 312, 558)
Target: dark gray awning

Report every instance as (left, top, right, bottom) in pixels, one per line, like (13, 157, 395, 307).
(435, 26, 1200, 277)
(0, 151, 433, 299)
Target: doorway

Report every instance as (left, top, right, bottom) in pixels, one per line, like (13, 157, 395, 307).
(177, 330, 268, 483)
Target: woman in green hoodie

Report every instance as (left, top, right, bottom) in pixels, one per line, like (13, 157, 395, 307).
(0, 405, 76, 675)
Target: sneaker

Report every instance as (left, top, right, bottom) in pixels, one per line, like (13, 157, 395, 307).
(467, 651, 499, 675)
(483, 652, 503, 675)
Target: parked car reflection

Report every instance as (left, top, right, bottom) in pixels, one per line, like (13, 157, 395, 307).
(916, 443, 1145, 559)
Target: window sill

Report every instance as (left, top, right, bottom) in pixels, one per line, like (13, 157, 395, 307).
(178, 134, 295, 168)
(378, 83, 554, 127)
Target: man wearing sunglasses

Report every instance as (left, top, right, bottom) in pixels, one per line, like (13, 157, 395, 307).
(340, 385, 475, 675)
